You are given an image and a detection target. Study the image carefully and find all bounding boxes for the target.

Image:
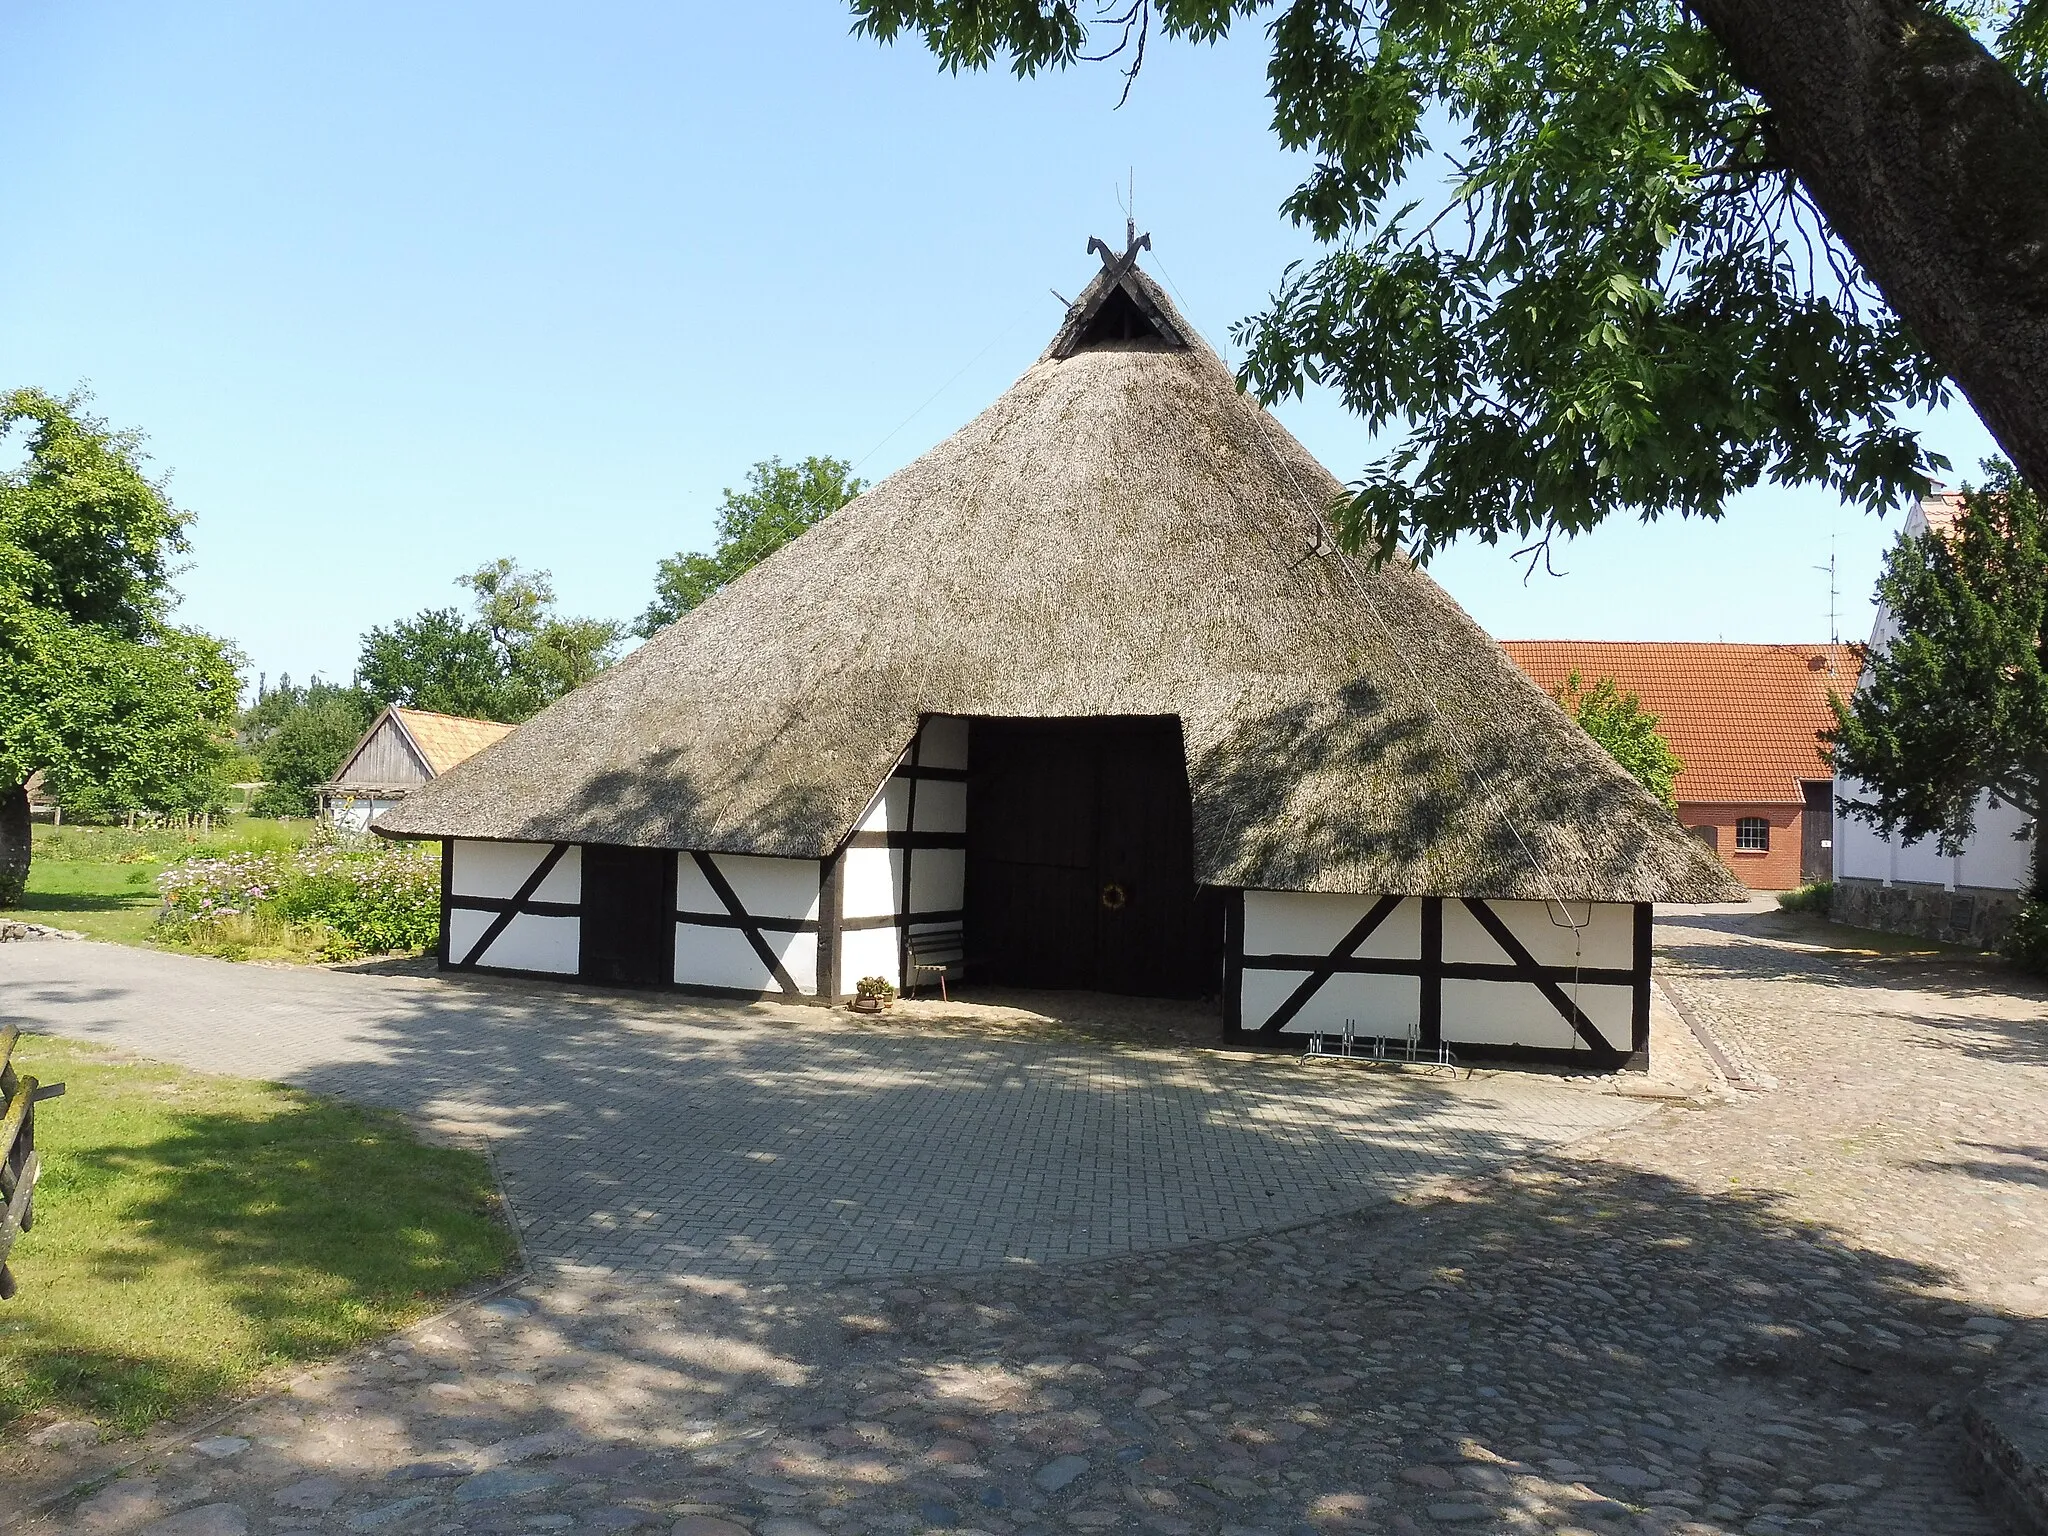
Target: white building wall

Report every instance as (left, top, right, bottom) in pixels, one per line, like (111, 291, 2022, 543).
(446, 839, 581, 973)
(1834, 780, 2031, 892)
(1237, 890, 1644, 1059)
(325, 796, 403, 834)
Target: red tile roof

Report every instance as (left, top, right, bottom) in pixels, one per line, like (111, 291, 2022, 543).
(1916, 489, 1966, 537)
(1500, 641, 1858, 806)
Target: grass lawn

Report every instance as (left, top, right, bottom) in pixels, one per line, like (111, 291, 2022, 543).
(0, 1033, 515, 1436)
(10, 856, 161, 945)
(12, 817, 317, 948)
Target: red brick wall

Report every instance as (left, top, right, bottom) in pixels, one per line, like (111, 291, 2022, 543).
(1677, 802, 1806, 891)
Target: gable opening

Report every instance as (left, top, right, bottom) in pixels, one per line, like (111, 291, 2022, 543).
(1072, 283, 1171, 350)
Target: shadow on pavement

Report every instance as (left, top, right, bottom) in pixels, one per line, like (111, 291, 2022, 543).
(11, 1148, 2020, 1535)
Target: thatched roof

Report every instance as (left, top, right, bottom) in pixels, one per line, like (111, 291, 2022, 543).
(377, 258, 1741, 903)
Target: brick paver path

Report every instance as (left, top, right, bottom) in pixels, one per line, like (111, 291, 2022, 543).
(6, 904, 2043, 1536)
(0, 941, 1642, 1282)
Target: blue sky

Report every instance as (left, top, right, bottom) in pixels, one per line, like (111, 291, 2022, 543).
(1, 1, 2000, 693)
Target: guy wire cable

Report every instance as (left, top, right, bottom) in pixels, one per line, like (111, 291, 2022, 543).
(1151, 256, 1583, 907)
(1159, 253, 1609, 1054)
(853, 297, 1042, 475)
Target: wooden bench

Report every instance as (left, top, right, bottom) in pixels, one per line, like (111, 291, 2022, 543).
(904, 924, 966, 1001)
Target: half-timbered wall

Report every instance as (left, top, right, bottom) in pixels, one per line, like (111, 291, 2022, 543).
(1228, 891, 1650, 1066)
(836, 716, 968, 994)
(674, 853, 823, 998)
(443, 839, 581, 974)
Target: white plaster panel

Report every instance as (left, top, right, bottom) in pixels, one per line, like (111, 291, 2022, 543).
(1440, 979, 1633, 1051)
(447, 909, 579, 974)
(1832, 796, 1891, 882)
(675, 924, 772, 992)
(1840, 787, 2031, 891)
(1957, 796, 2033, 888)
(912, 778, 967, 833)
(1242, 891, 1420, 959)
(908, 850, 965, 915)
(855, 776, 913, 834)
(842, 846, 904, 920)
(451, 840, 580, 904)
(841, 925, 900, 991)
(674, 854, 718, 912)
(1889, 836, 1954, 887)
(1240, 969, 1420, 1034)
(918, 716, 970, 770)
(1441, 899, 1634, 969)
(766, 929, 819, 992)
(675, 854, 819, 921)
(714, 854, 821, 921)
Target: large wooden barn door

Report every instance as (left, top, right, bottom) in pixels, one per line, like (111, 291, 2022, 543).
(966, 718, 1209, 996)
(579, 844, 672, 986)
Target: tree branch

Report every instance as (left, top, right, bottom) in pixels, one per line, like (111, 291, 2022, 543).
(1688, 0, 2048, 495)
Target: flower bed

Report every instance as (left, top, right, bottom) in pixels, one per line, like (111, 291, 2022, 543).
(156, 838, 440, 961)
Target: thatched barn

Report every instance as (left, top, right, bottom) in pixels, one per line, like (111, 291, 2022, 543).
(376, 239, 1741, 1068)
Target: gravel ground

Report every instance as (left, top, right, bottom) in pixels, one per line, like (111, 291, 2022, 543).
(6, 903, 2044, 1536)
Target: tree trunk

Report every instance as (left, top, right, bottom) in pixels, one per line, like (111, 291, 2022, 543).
(0, 781, 30, 909)
(1690, 0, 2048, 496)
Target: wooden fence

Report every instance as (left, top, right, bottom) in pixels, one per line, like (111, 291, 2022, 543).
(0, 1024, 63, 1300)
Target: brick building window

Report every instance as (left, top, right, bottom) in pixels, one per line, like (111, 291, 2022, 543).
(1735, 817, 1770, 852)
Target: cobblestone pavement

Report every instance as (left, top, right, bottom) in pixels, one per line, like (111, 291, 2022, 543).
(0, 942, 1646, 1281)
(5, 906, 2045, 1536)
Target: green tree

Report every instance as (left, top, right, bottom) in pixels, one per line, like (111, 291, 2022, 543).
(0, 389, 240, 903)
(12, 620, 241, 823)
(247, 680, 378, 816)
(852, 2, 2048, 561)
(460, 558, 625, 705)
(639, 456, 864, 636)
(359, 561, 623, 723)
(358, 609, 514, 719)
(239, 671, 312, 752)
(1827, 463, 2047, 904)
(1552, 671, 1686, 808)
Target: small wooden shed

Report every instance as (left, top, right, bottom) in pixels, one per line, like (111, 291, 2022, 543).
(321, 707, 514, 832)
(374, 240, 1741, 1068)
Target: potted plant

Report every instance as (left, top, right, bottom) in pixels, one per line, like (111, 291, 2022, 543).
(850, 976, 897, 1013)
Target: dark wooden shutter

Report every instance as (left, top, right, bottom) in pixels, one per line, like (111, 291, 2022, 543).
(1800, 781, 1833, 884)
(579, 845, 672, 987)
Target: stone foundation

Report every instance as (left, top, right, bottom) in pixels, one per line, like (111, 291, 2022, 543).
(1831, 877, 2024, 950)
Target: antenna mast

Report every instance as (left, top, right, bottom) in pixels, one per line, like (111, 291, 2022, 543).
(1815, 534, 1840, 672)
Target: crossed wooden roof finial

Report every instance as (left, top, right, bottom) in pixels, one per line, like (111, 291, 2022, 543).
(1086, 221, 1152, 280)
(1048, 223, 1184, 358)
